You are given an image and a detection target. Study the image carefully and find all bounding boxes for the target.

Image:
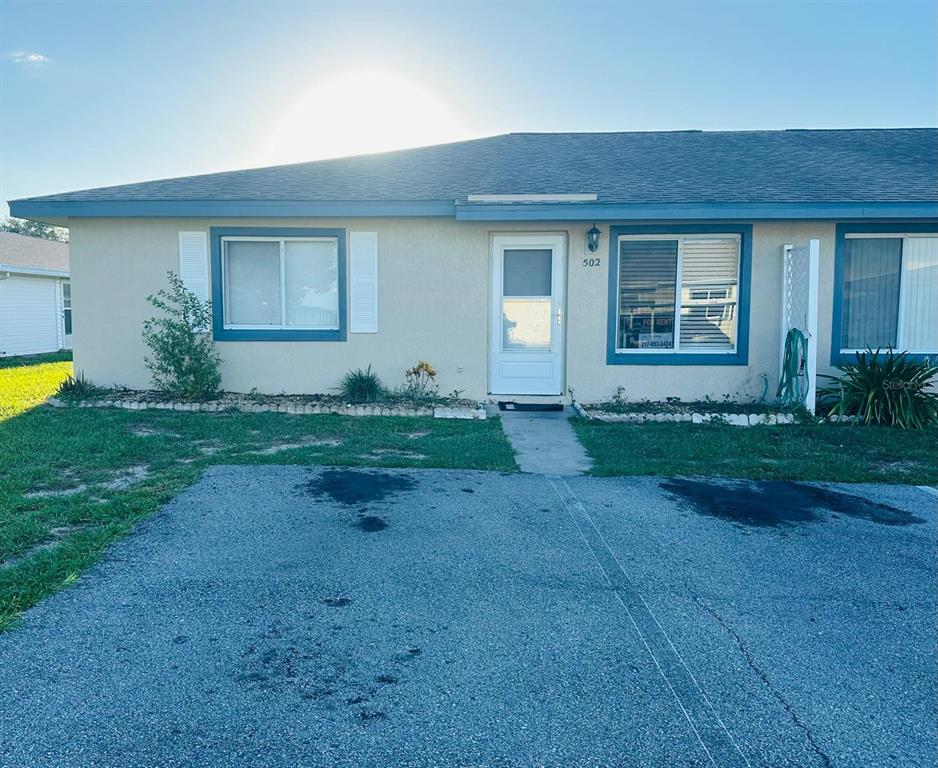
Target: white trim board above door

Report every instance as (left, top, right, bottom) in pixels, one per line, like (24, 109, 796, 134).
(490, 234, 566, 395)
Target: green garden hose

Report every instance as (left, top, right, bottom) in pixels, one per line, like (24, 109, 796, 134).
(777, 328, 809, 406)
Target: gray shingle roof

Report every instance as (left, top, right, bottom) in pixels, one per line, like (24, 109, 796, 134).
(0, 232, 69, 273)
(12, 129, 938, 205)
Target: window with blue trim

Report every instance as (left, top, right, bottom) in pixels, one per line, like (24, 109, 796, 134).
(210, 227, 347, 342)
(835, 231, 938, 358)
(615, 234, 741, 353)
(223, 236, 339, 330)
(606, 224, 751, 366)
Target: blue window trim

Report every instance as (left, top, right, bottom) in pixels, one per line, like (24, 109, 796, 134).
(606, 223, 752, 366)
(210, 226, 347, 342)
(830, 221, 938, 366)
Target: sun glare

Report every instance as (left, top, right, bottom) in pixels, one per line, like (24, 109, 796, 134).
(261, 70, 473, 165)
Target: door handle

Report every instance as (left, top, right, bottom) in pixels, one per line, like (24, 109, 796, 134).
(555, 308, 563, 326)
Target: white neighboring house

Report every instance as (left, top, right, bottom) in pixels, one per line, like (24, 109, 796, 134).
(0, 231, 71, 357)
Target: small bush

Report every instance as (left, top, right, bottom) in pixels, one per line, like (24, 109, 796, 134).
(338, 365, 385, 403)
(395, 360, 444, 405)
(818, 350, 938, 428)
(142, 272, 221, 399)
(404, 360, 437, 394)
(55, 372, 102, 400)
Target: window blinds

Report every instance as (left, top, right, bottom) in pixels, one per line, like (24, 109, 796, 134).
(679, 237, 739, 351)
(617, 240, 678, 350)
(616, 236, 740, 352)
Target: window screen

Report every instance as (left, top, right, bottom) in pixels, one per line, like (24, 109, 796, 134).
(223, 238, 340, 329)
(284, 240, 339, 328)
(840, 235, 938, 353)
(225, 241, 281, 326)
(617, 240, 678, 350)
(503, 249, 552, 296)
(840, 238, 901, 350)
(616, 236, 741, 353)
(679, 238, 739, 350)
(896, 237, 938, 352)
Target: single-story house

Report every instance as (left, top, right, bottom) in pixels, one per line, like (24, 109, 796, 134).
(8, 129, 937, 402)
(0, 232, 71, 358)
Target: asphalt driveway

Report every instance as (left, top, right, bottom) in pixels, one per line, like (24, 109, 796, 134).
(0, 466, 935, 768)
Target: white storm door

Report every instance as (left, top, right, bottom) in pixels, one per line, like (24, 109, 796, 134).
(490, 234, 565, 395)
(61, 280, 73, 348)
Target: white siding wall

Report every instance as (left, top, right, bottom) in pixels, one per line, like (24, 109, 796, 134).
(0, 275, 62, 357)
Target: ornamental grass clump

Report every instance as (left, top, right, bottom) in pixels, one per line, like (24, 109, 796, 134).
(55, 372, 102, 400)
(338, 365, 385, 404)
(142, 272, 221, 400)
(818, 350, 938, 429)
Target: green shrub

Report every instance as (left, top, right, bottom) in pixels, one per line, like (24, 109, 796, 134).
(142, 272, 221, 399)
(818, 350, 938, 428)
(338, 365, 385, 403)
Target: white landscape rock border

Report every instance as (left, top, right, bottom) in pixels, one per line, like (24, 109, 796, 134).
(574, 401, 795, 427)
(46, 397, 487, 420)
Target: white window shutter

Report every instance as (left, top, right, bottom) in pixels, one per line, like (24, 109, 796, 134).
(349, 231, 378, 333)
(178, 231, 209, 303)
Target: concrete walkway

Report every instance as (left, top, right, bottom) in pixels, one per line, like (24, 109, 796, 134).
(497, 407, 593, 475)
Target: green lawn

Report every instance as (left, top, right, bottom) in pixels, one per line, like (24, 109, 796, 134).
(0, 352, 74, 420)
(573, 419, 938, 484)
(0, 360, 515, 630)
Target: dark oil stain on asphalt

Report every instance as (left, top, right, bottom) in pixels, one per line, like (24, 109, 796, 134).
(660, 478, 924, 528)
(356, 515, 388, 533)
(321, 597, 353, 608)
(304, 469, 416, 505)
(234, 619, 430, 727)
(393, 645, 422, 663)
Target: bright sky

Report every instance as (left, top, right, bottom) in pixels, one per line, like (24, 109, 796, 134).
(1, 0, 936, 214)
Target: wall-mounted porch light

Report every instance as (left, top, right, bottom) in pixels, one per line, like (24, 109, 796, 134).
(587, 223, 601, 252)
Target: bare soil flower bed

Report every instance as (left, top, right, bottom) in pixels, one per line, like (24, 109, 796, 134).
(48, 388, 486, 420)
(575, 401, 803, 426)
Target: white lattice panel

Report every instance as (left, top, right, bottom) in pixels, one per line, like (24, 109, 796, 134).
(783, 245, 812, 334)
(780, 240, 820, 412)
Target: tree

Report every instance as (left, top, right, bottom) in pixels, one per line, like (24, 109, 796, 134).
(0, 216, 69, 243)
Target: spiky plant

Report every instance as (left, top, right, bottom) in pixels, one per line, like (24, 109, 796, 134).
(338, 365, 385, 404)
(818, 350, 938, 428)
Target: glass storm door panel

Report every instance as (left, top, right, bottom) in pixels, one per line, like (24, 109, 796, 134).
(502, 248, 552, 351)
(490, 235, 565, 395)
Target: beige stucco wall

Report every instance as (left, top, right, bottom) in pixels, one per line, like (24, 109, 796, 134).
(565, 221, 838, 403)
(70, 217, 493, 397)
(68, 216, 840, 403)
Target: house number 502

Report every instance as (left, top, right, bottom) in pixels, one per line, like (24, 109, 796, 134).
(582, 257, 601, 267)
